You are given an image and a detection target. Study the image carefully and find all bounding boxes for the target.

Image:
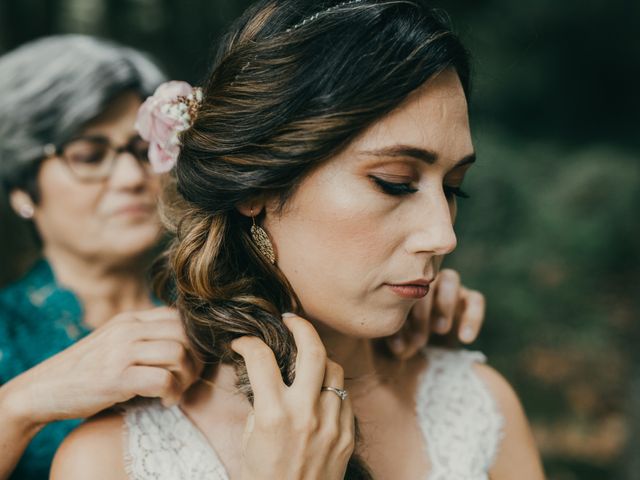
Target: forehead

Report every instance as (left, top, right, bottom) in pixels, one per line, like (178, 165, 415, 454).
(349, 68, 473, 162)
(80, 91, 142, 140)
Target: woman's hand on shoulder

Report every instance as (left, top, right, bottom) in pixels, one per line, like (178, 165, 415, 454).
(50, 412, 127, 480)
(473, 364, 546, 480)
(385, 268, 486, 359)
(3, 306, 202, 428)
(231, 313, 354, 480)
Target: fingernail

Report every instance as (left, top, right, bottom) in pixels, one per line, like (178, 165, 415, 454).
(435, 317, 448, 332)
(460, 326, 475, 343)
(281, 312, 296, 318)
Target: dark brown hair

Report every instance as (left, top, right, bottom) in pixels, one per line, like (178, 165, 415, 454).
(156, 1, 470, 476)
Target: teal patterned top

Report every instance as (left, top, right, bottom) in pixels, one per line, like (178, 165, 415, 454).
(0, 259, 91, 480)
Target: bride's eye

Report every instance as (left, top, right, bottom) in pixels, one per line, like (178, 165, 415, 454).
(443, 184, 470, 199)
(369, 176, 418, 196)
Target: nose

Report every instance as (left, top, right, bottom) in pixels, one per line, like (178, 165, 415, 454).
(405, 191, 458, 256)
(108, 152, 149, 191)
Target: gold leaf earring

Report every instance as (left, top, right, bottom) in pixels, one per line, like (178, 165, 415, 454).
(250, 209, 276, 264)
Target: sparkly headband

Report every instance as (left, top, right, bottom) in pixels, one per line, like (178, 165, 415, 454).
(135, 81, 203, 173)
(286, 0, 365, 32)
(234, 0, 366, 83)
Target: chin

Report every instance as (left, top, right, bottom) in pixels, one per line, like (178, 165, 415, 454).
(108, 228, 160, 258)
(318, 307, 410, 340)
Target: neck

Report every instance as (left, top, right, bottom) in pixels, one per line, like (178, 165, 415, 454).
(313, 322, 397, 397)
(44, 245, 154, 328)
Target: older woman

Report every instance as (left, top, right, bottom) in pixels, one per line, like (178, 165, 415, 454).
(0, 35, 204, 480)
(52, 1, 543, 479)
(0, 34, 484, 480)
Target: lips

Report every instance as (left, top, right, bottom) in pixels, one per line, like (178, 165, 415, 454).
(387, 284, 429, 299)
(386, 278, 434, 299)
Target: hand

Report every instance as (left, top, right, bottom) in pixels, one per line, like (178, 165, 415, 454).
(2, 307, 202, 428)
(231, 313, 354, 480)
(385, 269, 486, 359)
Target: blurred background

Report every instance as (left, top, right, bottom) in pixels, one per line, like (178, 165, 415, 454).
(0, 0, 638, 478)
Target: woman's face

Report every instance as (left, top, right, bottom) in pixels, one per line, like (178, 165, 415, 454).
(30, 91, 161, 265)
(264, 69, 474, 338)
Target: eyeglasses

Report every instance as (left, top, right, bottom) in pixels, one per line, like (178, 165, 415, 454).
(43, 134, 153, 182)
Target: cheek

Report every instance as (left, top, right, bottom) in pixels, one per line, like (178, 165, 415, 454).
(271, 176, 387, 285)
(265, 174, 403, 336)
(35, 164, 102, 237)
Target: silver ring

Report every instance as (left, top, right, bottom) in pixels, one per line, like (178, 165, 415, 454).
(321, 386, 348, 401)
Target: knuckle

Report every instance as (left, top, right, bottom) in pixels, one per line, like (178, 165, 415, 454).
(170, 343, 188, 364)
(293, 413, 319, 434)
(111, 322, 142, 343)
(257, 409, 287, 429)
(109, 342, 136, 369)
(326, 360, 344, 379)
(338, 434, 356, 457)
(321, 422, 341, 443)
(110, 312, 132, 324)
(157, 370, 175, 393)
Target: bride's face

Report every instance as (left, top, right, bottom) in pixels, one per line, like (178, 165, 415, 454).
(263, 68, 475, 338)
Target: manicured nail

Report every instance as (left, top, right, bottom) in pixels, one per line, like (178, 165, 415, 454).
(460, 326, 475, 343)
(281, 312, 297, 318)
(435, 317, 449, 332)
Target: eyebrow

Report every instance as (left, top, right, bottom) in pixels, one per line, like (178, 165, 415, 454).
(361, 145, 476, 168)
(65, 133, 143, 145)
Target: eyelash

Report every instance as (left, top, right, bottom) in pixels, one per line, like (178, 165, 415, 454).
(370, 176, 470, 199)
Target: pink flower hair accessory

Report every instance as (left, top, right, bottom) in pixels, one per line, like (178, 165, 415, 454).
(135, 81, 203, 173)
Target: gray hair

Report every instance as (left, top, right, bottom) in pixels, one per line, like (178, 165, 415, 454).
(0, 34, 166, 199)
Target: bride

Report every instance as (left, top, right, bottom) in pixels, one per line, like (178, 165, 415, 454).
(52, 0, 545, 478)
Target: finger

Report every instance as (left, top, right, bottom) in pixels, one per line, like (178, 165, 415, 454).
(110, 306, 178, 325)
(457, 290, 485, 344)
(128, 313, 203, 378)
(385, 330, 408, 358)
(387, 286, 435, 359)
(318, 359, 346, 443)
(132, 306, 180, 322)
(432, 269, 461, 334)
(231, 336, 284, 409)
(402, 288, 436, 358)
(336, 395, 356, 461)
(129, 319, 189, 345)
(120, 365, 182, 407)
(282, 313, 327, 396)
(241, 409, 256, 450)
(132, 340, 199, 390)
(322, 359, 344, 403)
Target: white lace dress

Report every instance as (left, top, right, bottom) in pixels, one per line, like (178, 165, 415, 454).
(123, 347, 504, 479)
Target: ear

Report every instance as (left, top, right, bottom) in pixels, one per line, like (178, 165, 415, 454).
(9, 189, 35, 219)
(236, 200, 266, 219)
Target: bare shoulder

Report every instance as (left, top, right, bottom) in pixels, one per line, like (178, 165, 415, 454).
(471, 363, 546, 480)
(51, 410, 128, 480)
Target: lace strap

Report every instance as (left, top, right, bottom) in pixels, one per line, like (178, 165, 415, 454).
(122, 400, 229, 480)
(417, 348, 504, 480)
